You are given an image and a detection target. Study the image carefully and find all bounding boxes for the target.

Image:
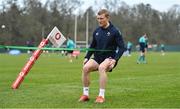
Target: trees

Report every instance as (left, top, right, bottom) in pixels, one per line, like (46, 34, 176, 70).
(0, 0, 180, 45)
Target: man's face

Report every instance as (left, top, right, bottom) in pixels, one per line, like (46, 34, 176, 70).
(97, 14, 109, 28)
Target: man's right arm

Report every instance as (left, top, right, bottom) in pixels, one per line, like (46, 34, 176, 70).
(84, 32, 96, 60)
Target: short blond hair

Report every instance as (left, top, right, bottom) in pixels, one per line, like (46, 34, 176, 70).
(97, 9, 110, 18)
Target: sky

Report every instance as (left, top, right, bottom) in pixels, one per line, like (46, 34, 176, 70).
(81, 0, 180, 12)
(0, 0, 180, 12)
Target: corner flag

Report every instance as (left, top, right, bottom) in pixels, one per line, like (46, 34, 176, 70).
(11, 26, 66, 89)
(48, 26, 66, 48)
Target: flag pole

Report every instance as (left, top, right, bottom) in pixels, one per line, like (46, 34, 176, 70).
(11, 38, 49, 89)
(11, 26, 66, 89)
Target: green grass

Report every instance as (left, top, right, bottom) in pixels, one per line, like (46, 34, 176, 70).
(0, 52, 180, 108)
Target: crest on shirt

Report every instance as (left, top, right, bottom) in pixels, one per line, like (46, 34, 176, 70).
(96, 32, 99, 36)
(107, 32, 110, 36)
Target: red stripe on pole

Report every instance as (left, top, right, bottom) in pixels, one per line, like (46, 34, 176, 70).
(11, 39, 48, 89)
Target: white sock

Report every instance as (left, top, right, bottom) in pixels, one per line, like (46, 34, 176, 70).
(83, 87, 89, 96)
(98, 89, 105, 98)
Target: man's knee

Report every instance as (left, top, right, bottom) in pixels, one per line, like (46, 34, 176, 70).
(98, 65, 106, 72)
(83, 65, 92, 73)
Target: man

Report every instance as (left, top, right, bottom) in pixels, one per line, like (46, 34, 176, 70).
(66, 37, 75, 62)
(137, 33, 147, 64)
(127, 41, 133, 56)
(26, 40, 34, 54)
(160, 43, 165, 56)
(78, 9, 125, 103)
(145, 35, 149, 53)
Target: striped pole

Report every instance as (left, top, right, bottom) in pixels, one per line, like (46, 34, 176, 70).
(11, 38, 48, 89)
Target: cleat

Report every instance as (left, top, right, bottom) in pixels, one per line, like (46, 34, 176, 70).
(137, 61, 140, 64)
(95, 96, 105, 103)
(78, 95, 89, 102)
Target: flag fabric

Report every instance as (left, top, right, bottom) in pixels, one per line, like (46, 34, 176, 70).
(48, 26, 66, 48)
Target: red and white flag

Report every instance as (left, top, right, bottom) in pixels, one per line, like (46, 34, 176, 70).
(11, 26, 66, 89)
(48, 26, 66, 47)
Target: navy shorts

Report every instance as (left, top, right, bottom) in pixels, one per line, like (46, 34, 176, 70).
(139, 43, 145, 53)
(67, 50, 73, 54)
(92, 57, 118, 72)
(161, 47, 165, 51)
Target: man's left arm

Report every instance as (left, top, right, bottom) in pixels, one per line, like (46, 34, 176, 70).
(114, 30, 126, 61)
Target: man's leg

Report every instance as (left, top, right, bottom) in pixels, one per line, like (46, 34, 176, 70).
(68, 52, 73, 62)
(141, 49, 146, 63)
(82, 59, 99, 87)
(137, 52, 143, 63)
(79, 59, 99, 102)
(142, 54, 146, 63)
(95, 58, 115, 103)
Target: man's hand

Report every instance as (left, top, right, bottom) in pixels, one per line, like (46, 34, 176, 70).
(109, 58, 116, 69)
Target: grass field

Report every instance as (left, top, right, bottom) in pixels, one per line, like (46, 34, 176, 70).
(0, 52, 180, 108)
